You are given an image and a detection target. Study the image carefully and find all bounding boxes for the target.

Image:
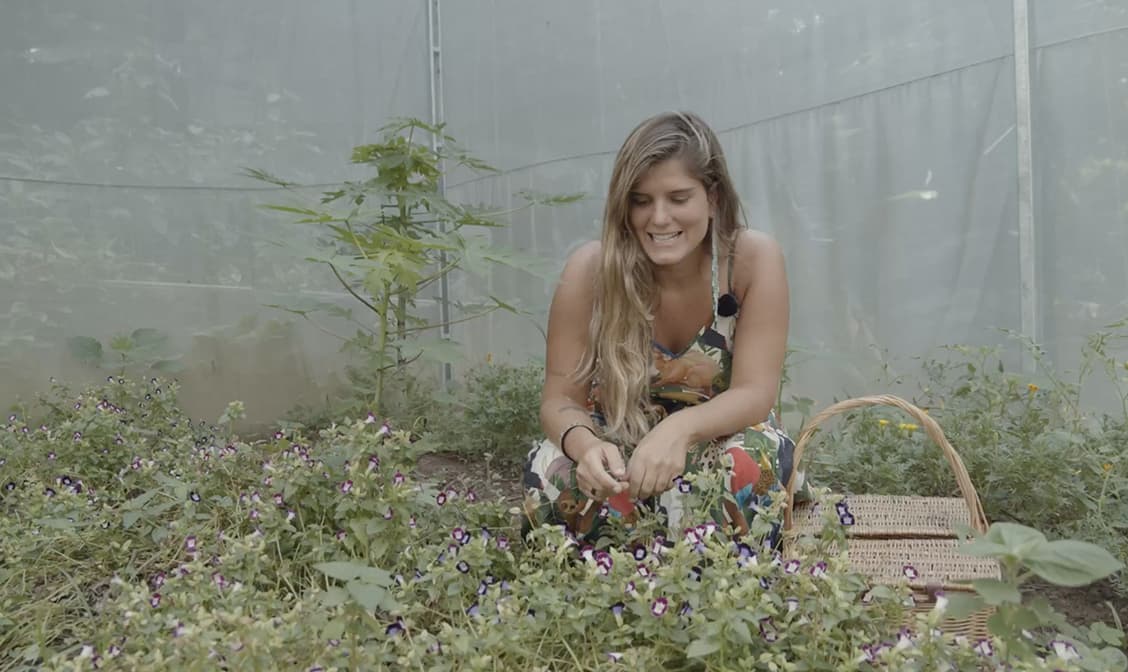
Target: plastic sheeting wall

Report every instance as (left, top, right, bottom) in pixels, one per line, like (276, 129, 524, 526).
(0, 1, 433, 426)
(1, 1, 1126, 423)
(442, 0, 1128, 407)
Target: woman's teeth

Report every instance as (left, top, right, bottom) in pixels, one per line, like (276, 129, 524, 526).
(650, 232, 681, 242)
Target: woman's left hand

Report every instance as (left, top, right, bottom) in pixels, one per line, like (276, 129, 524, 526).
(625, 417, 694, 500)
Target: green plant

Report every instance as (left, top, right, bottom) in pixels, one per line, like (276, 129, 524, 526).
(2, 375, 1123, 671)
(247, 118, 579, 415)
(947, 522, 1126, 670)
(428, 358, 545, 465)
(65, 328, 183, 375)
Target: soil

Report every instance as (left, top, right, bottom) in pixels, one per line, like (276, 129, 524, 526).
(413, 451, 1128, 632)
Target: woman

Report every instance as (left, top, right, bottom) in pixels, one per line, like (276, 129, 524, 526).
(523, 111, 806, 543)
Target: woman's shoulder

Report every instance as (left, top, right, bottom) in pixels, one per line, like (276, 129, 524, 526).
(563, 240, 602, 272)
(730, 229, 785, 294)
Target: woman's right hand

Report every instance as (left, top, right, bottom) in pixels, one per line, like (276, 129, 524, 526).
(572, 439, 628, 501)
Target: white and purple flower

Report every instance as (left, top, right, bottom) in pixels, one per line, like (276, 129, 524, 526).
(650, 597, 668, 617)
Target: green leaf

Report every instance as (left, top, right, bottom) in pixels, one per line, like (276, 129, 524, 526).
(321, 617, 347, 641)
(686, 637, 721, 659)
(346, 579, 387, 612)
(972, 578, 1022, 605)
(980, 522, 1048, 560)
(66, 336, 103, 365)
(122, 511, 143, 529)
(960, 538, 1011, 559)
(313, 561, 393, 585)
(942, 592, 986, 620)
(319, 587, 350, 608)
(1023, 540, 1125, 587)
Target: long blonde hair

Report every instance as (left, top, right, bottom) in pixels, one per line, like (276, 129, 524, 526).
(578, 111, 745, 446)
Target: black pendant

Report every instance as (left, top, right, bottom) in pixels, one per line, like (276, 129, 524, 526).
(717, 293, 739, 317)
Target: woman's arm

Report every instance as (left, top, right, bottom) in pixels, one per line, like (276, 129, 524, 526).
(540, 242, 627, 497)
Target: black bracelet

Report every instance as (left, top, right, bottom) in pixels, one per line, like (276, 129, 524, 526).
(559, 423, 597, 460)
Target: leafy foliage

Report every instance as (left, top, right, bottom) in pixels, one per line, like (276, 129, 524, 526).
(0, 377, 1123, 671)
(248, 118, 579, 414)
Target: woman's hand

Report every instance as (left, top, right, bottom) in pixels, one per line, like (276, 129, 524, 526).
(573, 439, 628, 501)
(625, 417, 693, 500)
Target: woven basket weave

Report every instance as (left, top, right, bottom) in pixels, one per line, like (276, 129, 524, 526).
(782, 395, 1000, 639)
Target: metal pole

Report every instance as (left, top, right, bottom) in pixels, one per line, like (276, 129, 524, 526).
(1013, 0, 1038, 372)
(427, 0, 452, 388)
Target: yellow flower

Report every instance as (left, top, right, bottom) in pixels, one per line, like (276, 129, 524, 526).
(898, 423, 919, 432)
(877, 419, 890, 427)
(1103, 463, 1113, 473)
(1027, 383, 1039, 394)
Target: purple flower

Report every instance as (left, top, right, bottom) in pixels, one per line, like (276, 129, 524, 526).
(625, 581, 637, 596)
(466, 489, 478, 503)
(49, 450, 58, 459)
(152, 572, 166, 589)
(477, 581, 488, 596)
(368, 455, 380, 471)
(632, 546, 647, 561)
(172, 622, 185, 638)
(466, 603, 480, 617)
(385, 619, 405, 637)
(452, 527, 466, 543)
(4, 482, 15, 492)
(650, 597, 668, 617)
(393, 471, 405, 486)
(336, 530, 347, 541)
(273, 493, 284, 506)
(595, 552, 613, 575)
(810, 562, 828, 578)
(185, 535, 197, 553)
(636, 564, 650, 577)
(339, 480, 353, 494)
(456, 561, 470, 574)
(786, 597, 800, 613)
(249, 509, 260, 520)
(383, 507, 394, 520)
(784, 559, 801, 575)
(189, 491, 200, 503)
(436, 492, 447, 506)
(107, 645, 121, 657)
(286, 510, 296, 521)
(677, 479, 692, 494)
(689, 566, 703, 582)
(610, 602, 625, 616)
(213, 572, 227, 589)
(974, 639, 994, 656)
(496, 536, 509, 550)
(839, 512, 855, 526)
(274, 431, 285, 440)
(598, 503, 610, 518)
(1050, 640, 1080, 661)
(760, 618, 778, 642)
(902, 564, 919, 581)
(409, 516, 417, 528)
(44, 487, 56, 498)
(150, 593, 162, 608)
(735, 542, 757, 567)
(607, 652, 623, 662)
(365, 412, 378, 425)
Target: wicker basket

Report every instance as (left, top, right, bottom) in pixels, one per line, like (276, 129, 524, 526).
(782, 395, 1000, 639)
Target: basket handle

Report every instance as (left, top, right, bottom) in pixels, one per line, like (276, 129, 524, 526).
(782, 394, 989, 534)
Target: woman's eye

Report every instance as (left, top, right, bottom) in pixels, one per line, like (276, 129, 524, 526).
(671, 196, 689, 204)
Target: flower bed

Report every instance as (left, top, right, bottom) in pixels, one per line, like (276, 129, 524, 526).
(0, 378, 1123, 671)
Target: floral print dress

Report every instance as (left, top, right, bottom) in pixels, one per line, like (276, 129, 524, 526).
(522, 251, 808, 544)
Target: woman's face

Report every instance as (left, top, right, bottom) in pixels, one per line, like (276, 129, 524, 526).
(628, 159, 713, 267)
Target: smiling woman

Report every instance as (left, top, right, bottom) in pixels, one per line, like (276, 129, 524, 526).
(522, 111, 810, 544)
